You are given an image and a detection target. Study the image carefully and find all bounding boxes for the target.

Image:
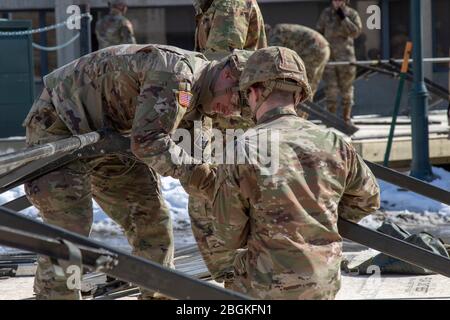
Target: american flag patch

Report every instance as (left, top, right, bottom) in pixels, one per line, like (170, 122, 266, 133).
(178, 91, 193, 108)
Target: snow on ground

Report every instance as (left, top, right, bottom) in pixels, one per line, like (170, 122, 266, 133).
(0, 148, 16, 156)
(360, 166, 450, 229)
(0, 176, 194, 253)
(1, 166, 450, 253)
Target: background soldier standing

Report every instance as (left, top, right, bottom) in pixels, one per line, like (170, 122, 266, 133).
(211, 47, 380, 299)
(268, 23, 330, 117)
(316, 0, 362, 124)
(190, 0, 267, 285)
(95, 0, 136, 49)
(194, 0, 267, 54)
(23, 44, 245, 299)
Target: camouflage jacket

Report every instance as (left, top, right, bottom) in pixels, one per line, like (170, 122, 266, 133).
(31, 44, 211, 179)
(211, 107, 380, 299)
(269, 24, 329, 60)
(95, 11, 136, 49)
(194, 0, 267, 53)
(316, 6, 362, 60)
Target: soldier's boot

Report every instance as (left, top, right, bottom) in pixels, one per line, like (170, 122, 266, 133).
(343, 104, 353, 125)
(327, 103, 337, 115)
(223, 272, 235, 290)
(296, 109, 309, 120)
(326, 103, 338, 127)
(34, 256, 82, 300)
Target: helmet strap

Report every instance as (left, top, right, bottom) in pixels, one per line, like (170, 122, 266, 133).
(251, 81, 275, 122)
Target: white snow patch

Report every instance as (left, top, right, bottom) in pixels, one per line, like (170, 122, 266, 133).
(0, 176, 193, 251)
(0, 148, 16, 155)
(378, 166, 450, 213)
(360, 166, 450, 229)
(0, 137, 25, 140)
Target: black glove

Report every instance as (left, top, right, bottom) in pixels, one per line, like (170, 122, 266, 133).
(336, 7, 346, 20)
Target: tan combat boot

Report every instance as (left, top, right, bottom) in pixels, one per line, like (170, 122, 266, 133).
(327, 103, 337, 115)
(343, 105, 353, 125)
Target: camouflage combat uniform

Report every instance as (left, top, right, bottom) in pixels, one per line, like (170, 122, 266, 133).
(24, 44, 218, 299)
(316, 4, 362, 122)
(208, 46, 380, 299)
(269, 24, 330, 97)
(212, 107, 380, 299)
(194, 0, 267, 54)
(190, 0, 266, 282)
(95, 8, 136, 49)
(195, 0, 267, 131)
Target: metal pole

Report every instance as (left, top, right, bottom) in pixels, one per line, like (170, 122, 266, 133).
(79, 4, 92, 56)
(384, 42, 413, 167)
(409, 0, 433, 181)
(0, 132, 101, 170)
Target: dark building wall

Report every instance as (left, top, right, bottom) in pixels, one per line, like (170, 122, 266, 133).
(260, 1, 327, 29)
(165, 5, 196, 50)
(3, 1, 448, 116)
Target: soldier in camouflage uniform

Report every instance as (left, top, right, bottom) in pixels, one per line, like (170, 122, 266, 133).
(316, 0, 362, 124)
(189, 0, 267, 284)
(268, 23, 330, 118)
(194, 0, 267, 54)
(268, 24, 330, 97)
(95, 0, 136, 49)
(23, 44, 247, 299)
(209, 47, 380, 299)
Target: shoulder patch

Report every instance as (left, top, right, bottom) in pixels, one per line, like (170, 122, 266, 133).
(178, 91, 193, 108)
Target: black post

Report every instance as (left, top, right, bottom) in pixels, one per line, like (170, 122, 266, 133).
(409, 0, 433, 180)
(79, 4, 92, 57)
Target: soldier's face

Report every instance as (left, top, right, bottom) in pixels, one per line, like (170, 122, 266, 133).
(210, 67, 240, 117)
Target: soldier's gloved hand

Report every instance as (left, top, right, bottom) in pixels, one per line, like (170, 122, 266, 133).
(180, 163, 217, 201)
(336, 7, 346, 20)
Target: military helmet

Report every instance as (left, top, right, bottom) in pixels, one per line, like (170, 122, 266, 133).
(239, 46, 312, 103)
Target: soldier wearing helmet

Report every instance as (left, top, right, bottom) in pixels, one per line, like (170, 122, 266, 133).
(267, 24, 330, 98)
(188, 0, 267, 288)
(95, 0, 136, 49)
(23, 44, 249, 300)
(317, 0, 362, 124)
(208, 47, 380, 299)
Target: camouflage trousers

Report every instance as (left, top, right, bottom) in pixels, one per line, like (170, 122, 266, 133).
(297, 47, 331, 119)
(228, 249, 341, 300)
(180, 114, 236, 283)
(24, 90, 174, 300)
(305, 46, 331, 96)
(188, 196, 235, 282)
(323, 63, 357, 121)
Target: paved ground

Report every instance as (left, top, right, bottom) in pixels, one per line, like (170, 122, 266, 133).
(3, 249, 450, 300)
